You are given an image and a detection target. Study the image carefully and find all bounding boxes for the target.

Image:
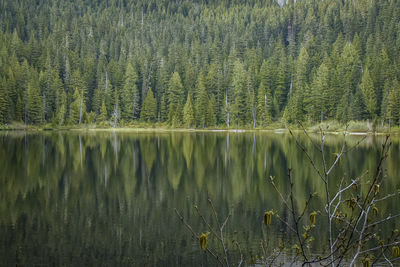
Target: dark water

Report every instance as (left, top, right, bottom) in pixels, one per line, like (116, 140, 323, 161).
(0, 131, 399, 266)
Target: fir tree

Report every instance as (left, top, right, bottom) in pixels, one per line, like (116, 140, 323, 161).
(70, 70, 87, 124)
(26, 79, 43, 124)
(0, 78, 10, 124)
(183, 92, 195, 128)
(256, 82, 272, 126)
(273, 61, 287, 116)
(206, 94, 217, 127)
(167, 72, 184, 125)
(56, 90, 67, 126)
(206, 63, 223, 123)
(360, 67, 377, 118)
(121, 62, 139, 121)
(140, 88, 157, 122)
(98, 100, 108, 123)
(195, 73, 208, 128)
(231, 60, 247, 126)
(69, 88, 82, 124)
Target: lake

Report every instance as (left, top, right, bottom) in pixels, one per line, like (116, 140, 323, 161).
(0, 131, 399, 266)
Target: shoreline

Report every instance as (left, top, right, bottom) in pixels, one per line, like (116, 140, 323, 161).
(0, 124, 398, 136)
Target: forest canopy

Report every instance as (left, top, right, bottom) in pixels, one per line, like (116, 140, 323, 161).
(0, 0, 399, 127)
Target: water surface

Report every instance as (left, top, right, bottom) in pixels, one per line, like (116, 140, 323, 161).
(0, 131, 399, 266)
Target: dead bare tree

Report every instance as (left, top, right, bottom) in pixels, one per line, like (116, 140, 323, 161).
(268, 125, 400, 266)
(177, 126, 400, 266)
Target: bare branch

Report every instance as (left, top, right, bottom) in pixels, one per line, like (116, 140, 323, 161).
(175, 208, 226, 266)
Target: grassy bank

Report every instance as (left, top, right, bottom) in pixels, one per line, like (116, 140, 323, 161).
(1, 120, 399, 135)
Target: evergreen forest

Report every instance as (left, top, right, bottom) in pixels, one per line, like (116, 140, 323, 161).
(0, 0, 400, 128)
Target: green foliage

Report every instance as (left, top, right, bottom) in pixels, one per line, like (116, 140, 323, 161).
(97, 100, 108, 123)
(231, 60, 248, 126)
(121, 62, 139, 121)
(360, 68, 377, 118)
(167, 72, 184, 125)
(140, 88, 157, 122)
(69, 88, 82, 124)
(0, 0, 399, 127)
(195, 73, 208, 128)
(26, 78, 42, 124)
(206, 94, 217, 127)
(0, 78, 10, 124)
(183, 92, 195, 128)
(257, 82, 272, 126)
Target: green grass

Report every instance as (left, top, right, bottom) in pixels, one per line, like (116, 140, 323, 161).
(1, 120, 400, 135)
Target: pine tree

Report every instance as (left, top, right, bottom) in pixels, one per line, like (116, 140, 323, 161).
(206, 63, 223, 123)
(97, 100, 108, 123)
(283, 87, 305, 123)
(386, 89, 399, 126)
(384, 80, 400, 126)
(171, 102, 183, 127)
(195, 73, 208, 128)
(183, 92, 195, 128)
(273, 61, 287, 117)
(121, 62, 139, 121)
(256, 82, 272, 126)
(284, 47, 310, 122)
(6, 67, 17, 121)
(305, 62, 330, 122)
(140, 88, 157, 122)
(0, 78, 10, 124)
(69, 88, 82, 124)
(15, 95, 23, 122)
(231, 60, 247, 126)
(70, 70, 87, 124)
(206, 94, 217, 127)
(336, 89, 352, 123)
(351, 89, 366, 121)
(56, 90, 67, 126)
(167, 72, 184, 125)
(26, 79, 43, 124)
(157, 60, 170, 122)
(259, 60, 273, 92)
(360, 67, 377, 118)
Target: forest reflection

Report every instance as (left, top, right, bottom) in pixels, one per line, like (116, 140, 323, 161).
(0, 131, 399, 266)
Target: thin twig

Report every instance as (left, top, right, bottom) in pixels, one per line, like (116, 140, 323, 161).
(175, 208, 226, 266)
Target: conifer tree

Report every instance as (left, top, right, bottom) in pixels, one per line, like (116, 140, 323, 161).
(273, 61, 287, 117)
(231, 60, 247, 126)
(0, 78, 10, 124)
(195, 73, 208, 128)
(140, 88, 157, 122)
(70, 70, 87, 124)
(26, 79, 43, 124)
(360, 67, 377, 118)
(183, 92, 195, 128)
(206, 63, 223, 123)
(256, 82, 272, 126)
(6, 67, 17, 120)
(351, 88, 366, 121)
(157, 60, 170, 122)
(171, 102, 183, 127)
(98, 100, 108, 123)
(15, 95, 23, 122)
(69, 88, 82, 124)
(121, 62, 139, 121)
(167, 72, 184, 125)
(206, 94, 217, 127)
(384, 80, 400, 126)
(56, 90, 67, 126)
(386, 89, 399, 126)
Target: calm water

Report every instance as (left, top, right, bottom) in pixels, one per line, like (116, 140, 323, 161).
(0, 131, 399, 266)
